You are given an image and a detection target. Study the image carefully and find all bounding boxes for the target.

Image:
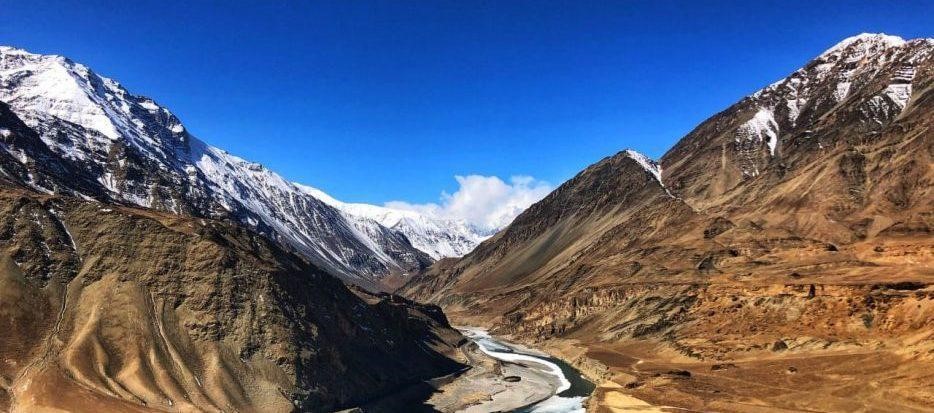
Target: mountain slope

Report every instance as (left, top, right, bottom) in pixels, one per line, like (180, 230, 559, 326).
(404, 149, 696, 298)
(0, 48, 470, 412)
(402, 34, 934, 412)
(0, 45, 483, 289)
(0, 182, 464, 412)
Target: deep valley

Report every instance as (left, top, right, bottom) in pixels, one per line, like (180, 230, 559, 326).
(0, 29, 932, 413)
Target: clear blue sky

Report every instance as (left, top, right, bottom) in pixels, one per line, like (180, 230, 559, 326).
(1, 1, 931, 204)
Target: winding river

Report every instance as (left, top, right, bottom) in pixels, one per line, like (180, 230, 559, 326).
(459, 328, 595, 413)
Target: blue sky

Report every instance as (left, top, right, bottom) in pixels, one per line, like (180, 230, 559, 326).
(1, 1, 931, 206)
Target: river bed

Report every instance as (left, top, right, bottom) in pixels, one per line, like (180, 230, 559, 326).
(459, 328, 595, 413)
(355, 327, 597, 412)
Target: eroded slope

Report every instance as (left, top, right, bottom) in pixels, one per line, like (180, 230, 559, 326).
(0, 185, 463, 413)
(402, 34, 934, 412)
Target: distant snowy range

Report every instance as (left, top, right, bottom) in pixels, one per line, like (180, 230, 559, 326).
(0, 45, 551, 289)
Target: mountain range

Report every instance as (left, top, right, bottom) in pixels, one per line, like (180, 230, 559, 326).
(0, 43, 491, 291)
(0, 32, 931, 413)
(402, 33, 934, 412)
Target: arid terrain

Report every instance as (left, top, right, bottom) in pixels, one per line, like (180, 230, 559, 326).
(1, 23, 932, 413)
(0, 185, 465, 412)
(403, 34, 934, 412)
(0, 44, 478, 412)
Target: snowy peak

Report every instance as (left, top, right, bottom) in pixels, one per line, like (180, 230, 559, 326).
(295, 184, 489, 260)
(0, 45, 189, 170)
(0, 47, 123, 140)
(752, 34, 931, 103)
(0, 46, 186, 139)
(732, 33, 934, 178)
(0, 45, 491, 289)
(622, 149, 662, 183)
(661, 33, 934, 207)
(818, 33, 906, 59)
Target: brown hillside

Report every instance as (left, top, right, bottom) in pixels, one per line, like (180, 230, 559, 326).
(0, 185, 463, 413)
(402, 34, 934, 412)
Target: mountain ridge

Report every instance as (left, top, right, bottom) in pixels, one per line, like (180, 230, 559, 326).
(0, 45, 490, 289)
(297, 183, 492, 260)
(401, 33, 934, 412)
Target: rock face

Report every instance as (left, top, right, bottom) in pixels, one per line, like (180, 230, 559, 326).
(0, 45, 488, 290)
(0, 183, 464, 412)
(402, 34, 933, 409)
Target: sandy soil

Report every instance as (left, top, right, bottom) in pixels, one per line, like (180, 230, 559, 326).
(575, 340, 934, 413)
(596, 381, 671, 413)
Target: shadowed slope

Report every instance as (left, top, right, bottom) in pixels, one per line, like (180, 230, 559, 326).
(0, 185, 464, 413)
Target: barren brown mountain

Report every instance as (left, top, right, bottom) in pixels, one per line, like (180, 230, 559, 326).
(0, 108, 465, 411)
(403, 34, 934, 412)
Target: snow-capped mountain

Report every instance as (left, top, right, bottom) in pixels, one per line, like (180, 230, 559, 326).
(298, 185, 491, 259)
(728, 33, 931, 177)
(0, 45, 486, 289)
(403, 33, 934, 396)
(406, 32, 934, 298)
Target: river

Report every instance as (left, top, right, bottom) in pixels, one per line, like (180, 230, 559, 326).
(459, 328, 595, 413)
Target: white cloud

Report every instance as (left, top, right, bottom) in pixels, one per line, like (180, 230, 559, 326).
(385, 175, 553, 233)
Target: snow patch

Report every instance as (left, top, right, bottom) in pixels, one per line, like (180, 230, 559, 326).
(834, 81, 852, 102)
(623, 149, 662, 183)
(49, 208, 78, 254)
(820, 33, 906, 59)
(884, 83, 912, 109)
(884, 65, 915, 110)
(139, 100, 159, 111)
(785, 97, 806, 125)
(737, 108, 780, 156)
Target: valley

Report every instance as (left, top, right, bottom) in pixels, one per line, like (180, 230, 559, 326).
(401, 33, 934, 412)
(0, 25, 931, 413)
